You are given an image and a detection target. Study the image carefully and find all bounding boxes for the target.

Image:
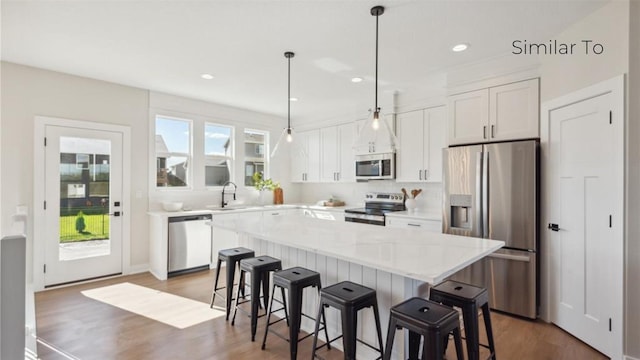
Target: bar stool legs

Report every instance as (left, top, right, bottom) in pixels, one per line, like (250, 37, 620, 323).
(383, 297, 463, 360)
(210, 247, 255, 320)
(261, 267, 329, 360)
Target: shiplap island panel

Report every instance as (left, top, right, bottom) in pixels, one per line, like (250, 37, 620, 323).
(209, 214, 503, 360)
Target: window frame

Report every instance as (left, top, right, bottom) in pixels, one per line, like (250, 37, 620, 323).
(243, 128, 270, 188)
(154, 115, 193, 190)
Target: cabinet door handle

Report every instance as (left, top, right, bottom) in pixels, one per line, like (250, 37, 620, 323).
(407, 223, 421, 227)
(491, 125, 495, 138)
(483, 126, 487, 139)
(271, 212, 280, 216)
(419, 170, 422, 180)
(337, 172, 340, 181)
(425, 169, 429, 180)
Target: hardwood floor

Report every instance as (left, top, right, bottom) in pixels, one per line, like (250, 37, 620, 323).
(35, 270, 608, 360)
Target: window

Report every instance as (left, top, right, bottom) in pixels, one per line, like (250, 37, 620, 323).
(156, 116, 191, 187)
(244, 129, 268, 186)
(204, 123, 233, 186)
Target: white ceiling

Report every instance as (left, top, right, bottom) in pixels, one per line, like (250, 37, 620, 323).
(1, 0, 608, 124)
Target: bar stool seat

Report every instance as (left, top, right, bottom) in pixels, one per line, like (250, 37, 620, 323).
(429, 280, 497, 360)
(231, 255, 282, 341)
(383, 297, 464, 360)
(210, 247, 255, 320)
(261, 267, 330, 360)
(311, 281, 384, 360)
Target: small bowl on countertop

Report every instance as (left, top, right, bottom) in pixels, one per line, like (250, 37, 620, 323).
(162, 202, 183, 212)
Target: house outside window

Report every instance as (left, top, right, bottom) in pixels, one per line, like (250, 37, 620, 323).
(244, 129, 268, 186)
(205, 123, 234, 186)
(156, 116, 191, 187)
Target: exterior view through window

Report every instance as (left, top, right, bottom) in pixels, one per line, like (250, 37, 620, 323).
(205, 123, 233, 186)
(156, 116, 191, 187)
(244, 129, 268, 186)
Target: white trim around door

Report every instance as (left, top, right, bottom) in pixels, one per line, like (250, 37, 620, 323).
(540, 75, 624, 359)
(33, 116, 132, 291)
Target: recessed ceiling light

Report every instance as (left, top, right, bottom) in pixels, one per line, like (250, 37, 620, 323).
(200, 73, 214, 80)
(289, 97, 298, 102)
(452, 44, 469, 52)
(351, 77, 363, 83)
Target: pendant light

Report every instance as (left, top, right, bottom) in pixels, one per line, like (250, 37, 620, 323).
(353, 5, 399, 152)
(271, 51, 297, 158)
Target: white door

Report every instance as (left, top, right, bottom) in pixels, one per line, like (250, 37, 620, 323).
(448, 88, 489, 145)
(337, 123, 356, 182)
(320, 126, 338, 182)
(548, 90, 623, 359)
(425, 106, 446, 182)
(44, 125, 124, 286)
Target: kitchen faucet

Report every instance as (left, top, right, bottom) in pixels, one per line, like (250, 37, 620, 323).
(221, 181, 237, 208)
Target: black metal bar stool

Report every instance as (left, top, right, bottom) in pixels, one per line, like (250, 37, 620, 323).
(231, 255, 282, 341)
(311, 280, 384, 360)
(261, 267, 330, 360)
(383, 297, 464, 360)
(429, 280, 497, 360)
(210, 247, 255, 320)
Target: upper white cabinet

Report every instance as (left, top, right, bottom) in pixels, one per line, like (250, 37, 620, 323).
(396, 106, 446, 183)
(291, 129, 320, 183)
(320, 123, 356, 182)
(354, 116, 396, 155)
(448, 78, 539, 145)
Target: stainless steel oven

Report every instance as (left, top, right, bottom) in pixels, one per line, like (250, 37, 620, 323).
(345, 192, 405, 226)
(355, 153, 395, 181)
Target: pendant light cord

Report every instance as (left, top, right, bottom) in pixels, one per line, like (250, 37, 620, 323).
(374, 10, 379, 113)
(287, 54, 291, 129)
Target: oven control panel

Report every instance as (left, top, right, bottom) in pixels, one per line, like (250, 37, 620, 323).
(364, 192, 405, 204)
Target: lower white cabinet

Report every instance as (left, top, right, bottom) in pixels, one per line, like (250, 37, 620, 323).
(385, 217, 441, 233)
(303, 209, 345, 221)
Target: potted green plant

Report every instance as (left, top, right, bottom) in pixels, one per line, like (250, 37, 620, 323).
(252, 172, 280, 204)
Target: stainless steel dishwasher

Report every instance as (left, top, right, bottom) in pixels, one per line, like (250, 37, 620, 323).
(168, 214, 212, 276)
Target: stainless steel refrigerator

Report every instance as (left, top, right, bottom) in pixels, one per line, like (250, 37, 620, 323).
(442, 140, 538, 319)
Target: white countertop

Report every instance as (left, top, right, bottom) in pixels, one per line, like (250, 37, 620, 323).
(209, 214, 503, 284)
(147, 203, 346, 217)
(385, 209, 441, 221)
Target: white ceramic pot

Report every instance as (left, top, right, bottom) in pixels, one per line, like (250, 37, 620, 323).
(405, 198, 417, 213)
(259, 190, 274, 205)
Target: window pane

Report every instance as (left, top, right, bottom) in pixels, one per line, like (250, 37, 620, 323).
(244, 130, 268, 186)
(156, 116, 190, 187)
(205, 123, 233, 187)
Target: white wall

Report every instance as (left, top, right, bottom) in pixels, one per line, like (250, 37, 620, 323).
(1, 61, 150, 279)
(537, 1, 638, 358)
(626, 0, 640, 357)
(540, 1, 629, 102)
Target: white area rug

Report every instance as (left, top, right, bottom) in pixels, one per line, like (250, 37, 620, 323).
(81, 282, 224, 329)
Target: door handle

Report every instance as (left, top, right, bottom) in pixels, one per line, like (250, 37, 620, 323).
(109, 211, 121, 217)
(491, 125, 495, 138)
(483, 125, 487, 139)
(407, 223, 422, 227)
(488, 252, 531, 262)
(419, 169, 422, 180)
(548, 223, 560, 232)
(425, 169, 429, 180)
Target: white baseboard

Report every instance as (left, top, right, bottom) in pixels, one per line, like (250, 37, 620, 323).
(128, 263, 150, 274)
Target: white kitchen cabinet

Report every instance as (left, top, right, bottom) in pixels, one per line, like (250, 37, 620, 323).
(396, 106, 446, 183)
(385, 217, 441, 233)
(354, 116, 396, 155)
(291, 129, 320, 182)
(489, 79, 539, 141)
(303, 208, 345, 221)
(448, 78, 539, 145)
(320, 123, 356, 182)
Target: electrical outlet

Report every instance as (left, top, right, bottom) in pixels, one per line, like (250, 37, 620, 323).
(16, 205, 28, 215)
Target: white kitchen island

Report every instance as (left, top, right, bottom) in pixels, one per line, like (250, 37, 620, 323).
(209, 213, 503, 360)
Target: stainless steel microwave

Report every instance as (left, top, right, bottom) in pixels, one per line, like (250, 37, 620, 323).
(355, 153, 395, 181)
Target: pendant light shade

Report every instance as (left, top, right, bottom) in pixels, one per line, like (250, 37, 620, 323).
(353, 5, 399, 153)
(271, 51, 299, 158)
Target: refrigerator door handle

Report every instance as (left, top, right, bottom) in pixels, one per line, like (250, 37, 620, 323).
(488, 252, 531, 262)
(474, 151, 484, 238)
(482, 150, 489, 238)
